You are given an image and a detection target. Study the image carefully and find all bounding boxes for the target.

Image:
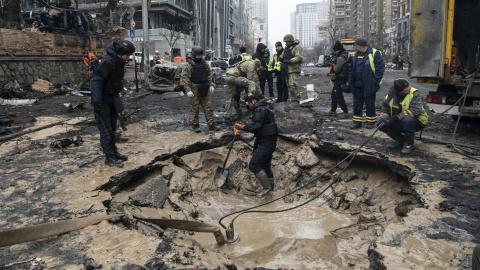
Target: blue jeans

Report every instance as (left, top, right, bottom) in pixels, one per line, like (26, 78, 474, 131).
(353, 87, 376, 123)
(249, 140, 276, 178)
(95, 101, 118, 158)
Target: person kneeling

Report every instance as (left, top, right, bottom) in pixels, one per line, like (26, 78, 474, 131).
(376, 79, 429, 155)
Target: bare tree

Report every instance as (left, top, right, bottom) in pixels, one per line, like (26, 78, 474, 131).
(159, 23, 186, 57)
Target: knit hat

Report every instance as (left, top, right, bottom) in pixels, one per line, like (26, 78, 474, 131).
(394, 78, 410, 93)
(354, 37, 368, 46)
(275, 41, 282, 47)
(332, 40, 343, 51)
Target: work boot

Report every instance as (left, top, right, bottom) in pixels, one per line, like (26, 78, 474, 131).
(366, 122, 375, 129)
(350, 122, 362, 129)
(401, 132, 415, 155)
(209, 123, 221, 131)
(386, 134, 403, 149)
(255, 171, 271, 197)
(105, 156, 124, 168)
(114, 152, 128, 161)
(193, 124, 201, 133)
(337, 112, 349, 119)
(326, 111, 336, 116)
(268, 176, 275, 191)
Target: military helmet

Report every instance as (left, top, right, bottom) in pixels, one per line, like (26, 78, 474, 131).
(191, 46, 204, 56)
(155, 50, 159, 54)
(115, 40, 135, 55)
(283, 34, 294, 42)
(245, 92, 264, 103)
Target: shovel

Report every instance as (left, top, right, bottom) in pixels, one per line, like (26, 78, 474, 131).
(214, 126, 241, 187)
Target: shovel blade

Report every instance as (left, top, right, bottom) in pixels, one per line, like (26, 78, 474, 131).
(214, 166, 229, 187)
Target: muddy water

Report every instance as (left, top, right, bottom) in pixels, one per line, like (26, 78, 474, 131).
(191, 195, 361, 269)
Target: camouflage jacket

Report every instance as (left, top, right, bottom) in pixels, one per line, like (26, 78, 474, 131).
(280, 39, 304, 74)
(226, 60, 261, 92)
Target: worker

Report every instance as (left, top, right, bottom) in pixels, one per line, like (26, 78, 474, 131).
(234, 92, 277, 197)
(225, 59, 262, 121)
(153, 50, 162, 64)
(327, 40, 350, 118)
(348, 36, 385, 129)
(163, 51, 170, 62)
(181, 46, 219, 133)
(91, 40, 135, 168)
(376, 79, 428, 155)
(280, 34, 303, 102)
(397, 53, 404, 70)
(263, 48, 275, 97)
(235, 46, 252, 63)
(173, 54, 184, 63)
(82, 51, 96, 78)
(272, 41, 288, 103)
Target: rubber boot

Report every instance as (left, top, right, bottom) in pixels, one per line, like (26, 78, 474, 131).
(255, 171, 271, 197)
(386, 132, 403, 149)
(268, 177, 275, 191)
(401, 132, 414, 155)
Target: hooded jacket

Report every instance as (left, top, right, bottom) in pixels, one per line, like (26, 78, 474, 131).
(379, 87, 429, 125)
(279, 39, 304, 74)
(91, 42, 126, 105)
(226, 60, 261, 93)
(348, 46, 385, 97)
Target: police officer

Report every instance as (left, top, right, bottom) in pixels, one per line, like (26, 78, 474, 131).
(91, 40, 135, 168)
(235, 46, 252, 63)
(235, 92, 277, 197)
(348, 37, 385, 129)
(181, 46, 219, 133)
(225, 59, 262, 121)
(272, 41, 289, 102)
(376, 79, 428, 155)
(262, 48, 275, 97)
(280, 34, 304, 102)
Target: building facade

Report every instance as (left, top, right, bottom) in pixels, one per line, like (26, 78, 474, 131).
(292, 1, 329, 49)
(250, 0, 268, 50)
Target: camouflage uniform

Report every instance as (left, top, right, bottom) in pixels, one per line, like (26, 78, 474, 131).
(225, 60, 261, 118)
(181, 60, 215, 127)
(280, 38, 304, 102)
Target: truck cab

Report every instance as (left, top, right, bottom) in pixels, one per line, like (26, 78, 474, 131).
(410, 0, 480, 119)
(341, 39, 356, 56)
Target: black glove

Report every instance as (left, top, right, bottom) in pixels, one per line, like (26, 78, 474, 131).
(283, 60, 291, 65)
(94, 103, 102, 116)
(384, 116, 398, 125)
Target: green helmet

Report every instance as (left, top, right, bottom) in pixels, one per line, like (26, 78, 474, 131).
(283, 34, 294, 42)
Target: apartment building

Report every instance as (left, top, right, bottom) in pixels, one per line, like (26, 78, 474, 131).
(291, 1, 329, 49)
(250, 0, 268, 49)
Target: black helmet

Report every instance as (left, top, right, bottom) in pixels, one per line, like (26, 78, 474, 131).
(245, 92, 264, 103)
(115, 40, 135, 55)
(191, 46, 204, 56)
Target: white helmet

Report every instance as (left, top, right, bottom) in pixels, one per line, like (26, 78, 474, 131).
(155, 50, 159, 54)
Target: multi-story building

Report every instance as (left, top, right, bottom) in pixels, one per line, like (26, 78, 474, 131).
(250, 0, 268, 50)
(394, 0, 411, 56)
(291, 1, 329, 49)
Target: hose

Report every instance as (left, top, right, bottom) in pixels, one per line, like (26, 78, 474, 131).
(218, 124, 384, 231)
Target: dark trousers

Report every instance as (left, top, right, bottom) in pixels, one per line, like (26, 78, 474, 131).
(260, 72, 274, 97)
(378, 116, 425, 134)
(249, 139, 277, 178)
(331, 78, 348, 113)
(275, 72, 289, 101)
(474, 244, 480, 270)
(95, 101, 118, 158)
(353, 87, 376, 123)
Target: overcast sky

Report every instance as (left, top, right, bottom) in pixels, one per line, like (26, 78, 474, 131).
(267, 0, 323, 49)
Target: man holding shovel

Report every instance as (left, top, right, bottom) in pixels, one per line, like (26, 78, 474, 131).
(234, 93, 278, 197)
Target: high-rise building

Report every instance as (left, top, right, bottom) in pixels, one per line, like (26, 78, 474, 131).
(250, 0, 268, 48)
(292, 1, 329, 48)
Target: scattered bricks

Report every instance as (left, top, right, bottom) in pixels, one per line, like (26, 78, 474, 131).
(380, 201, 397, 212)
(31, 79, 54, 94)
(363, 189, 379, 206)
(344, 192, 357, 202)
(329, 196, 343, 209)
(349, 201, 362, 215)
(343, 168, 358, 182)
(333, 183, 347, 197)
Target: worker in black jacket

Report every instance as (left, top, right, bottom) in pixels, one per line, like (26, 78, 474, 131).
(91, 40, 135, 168)
(235, 92, 277, 197)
